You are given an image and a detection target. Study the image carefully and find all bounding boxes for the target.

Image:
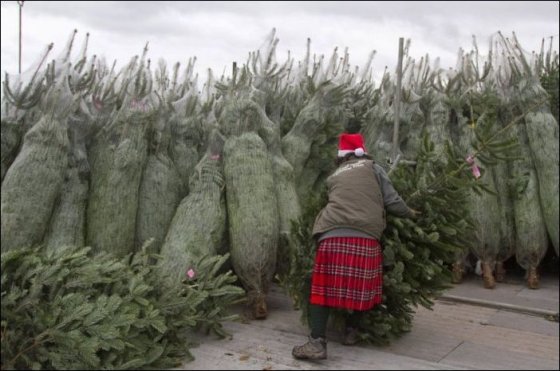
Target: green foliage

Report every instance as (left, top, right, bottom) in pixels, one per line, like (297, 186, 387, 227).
(1, 244, 245, 370)
(276, 188, 327, 320)
(464, 89, 522, 166)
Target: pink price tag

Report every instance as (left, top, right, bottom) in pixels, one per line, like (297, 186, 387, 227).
(471, 164, 481, 179)
(186, 268, 196, 279)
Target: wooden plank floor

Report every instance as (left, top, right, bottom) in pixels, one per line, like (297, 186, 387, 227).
(178, 273, 559, 370)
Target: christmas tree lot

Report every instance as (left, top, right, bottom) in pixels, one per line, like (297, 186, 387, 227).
(1, 29, 558, 368)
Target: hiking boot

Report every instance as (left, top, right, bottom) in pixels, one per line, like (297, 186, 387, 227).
(292, 336, 327, 360)
(342, 327, 360, 346)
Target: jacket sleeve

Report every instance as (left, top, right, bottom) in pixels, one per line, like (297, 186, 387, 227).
(373, 163, 413, 218)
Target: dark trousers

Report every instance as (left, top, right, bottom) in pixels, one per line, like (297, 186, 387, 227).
(309, 304, 363, 339)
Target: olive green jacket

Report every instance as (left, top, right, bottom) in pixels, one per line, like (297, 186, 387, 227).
(312, 159, 412, 240)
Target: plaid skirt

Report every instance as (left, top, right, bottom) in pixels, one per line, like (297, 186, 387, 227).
(309, 236, 383, 311)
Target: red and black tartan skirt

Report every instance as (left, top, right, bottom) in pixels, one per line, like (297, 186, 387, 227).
(309, 236, 383, 311)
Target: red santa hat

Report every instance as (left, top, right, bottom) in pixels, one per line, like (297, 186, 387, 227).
(338, 133, 367, 157)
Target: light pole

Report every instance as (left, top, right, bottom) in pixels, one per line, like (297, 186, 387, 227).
(18, 1, 24, 74)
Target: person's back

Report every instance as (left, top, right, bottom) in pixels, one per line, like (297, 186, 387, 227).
(312, 157, 386, 240)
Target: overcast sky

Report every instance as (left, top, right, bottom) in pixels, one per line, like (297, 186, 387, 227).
(1, 1, 559, 87)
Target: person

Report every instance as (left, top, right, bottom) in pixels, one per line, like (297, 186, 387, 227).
(292, 131, 419, 360)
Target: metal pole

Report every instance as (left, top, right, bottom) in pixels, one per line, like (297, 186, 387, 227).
(391, 37, 404, 163)
(18, 1, 24, 74)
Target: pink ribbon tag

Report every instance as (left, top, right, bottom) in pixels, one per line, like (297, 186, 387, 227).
(466, 155, 481, 179)
(130, 98, 148, 112)
(471, 164, 481, 179)
(92, 96, 103, 111)
(186, 268, 196, 280)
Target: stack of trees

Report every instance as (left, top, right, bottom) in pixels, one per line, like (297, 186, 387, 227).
(1, 28, 558, 365)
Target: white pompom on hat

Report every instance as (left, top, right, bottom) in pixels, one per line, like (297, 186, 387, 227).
(338, 133, 368, 157)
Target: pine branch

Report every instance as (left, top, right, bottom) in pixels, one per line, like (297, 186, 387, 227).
(1, 245, 244, 369)
(406, 98, 547, 202)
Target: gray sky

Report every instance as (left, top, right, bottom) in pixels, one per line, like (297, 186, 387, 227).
(1, 1, 559, 86)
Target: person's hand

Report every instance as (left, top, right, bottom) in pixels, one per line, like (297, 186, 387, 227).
(409, 208, 422, 219)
